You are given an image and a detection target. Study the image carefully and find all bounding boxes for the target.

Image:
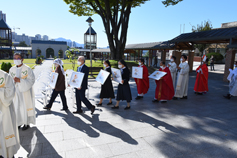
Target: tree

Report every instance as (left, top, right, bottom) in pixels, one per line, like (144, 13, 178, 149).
(65, 48, 78, 71)
(191, 20, 213, 56)
(63, 0, 182, 60)
(18, 41, 28, 47)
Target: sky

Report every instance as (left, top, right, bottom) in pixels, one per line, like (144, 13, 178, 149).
(1, 0, 237, 47)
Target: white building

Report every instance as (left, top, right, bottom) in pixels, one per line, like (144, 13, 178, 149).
(43, 35, 49, 41)
(35, 34, 41, 40)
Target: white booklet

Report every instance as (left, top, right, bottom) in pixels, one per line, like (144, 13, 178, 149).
(149, 70, 167, 80)
(132, 66, 143, 79)
(111, 68, 122, 84)
(69, 72, 85, 88)
(96, 69, 110, 85)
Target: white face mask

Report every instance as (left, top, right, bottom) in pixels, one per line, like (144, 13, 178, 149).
(77, 61, 81, 65)
(180, 58, 183, 62)
(14, 59, 22, 66)
(138, 62, 141, 66)
(170, 59, 174, 62)
(118, 65, 122, 68)
(103, 64, 107, 68)
(54, 64, 59, 68)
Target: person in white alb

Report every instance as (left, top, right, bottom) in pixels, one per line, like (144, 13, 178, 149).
(168, 56, 177, 88)
(0, 69, 20, 158)
(9, 53, 36, 131)
(224, 61, 237, 99)
(173, 54, 190, 100)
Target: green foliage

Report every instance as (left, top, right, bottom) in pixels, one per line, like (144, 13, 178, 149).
(206, 52, 224, 62)
(1, 62, 12, 72)
(40, 55, 44, 59)
(191, 20, 213, 56)
(143, 51, 149, 58)
(18, 41, 28, 47)
(162, 0, 183, 7)
(65, 48, 78, 71)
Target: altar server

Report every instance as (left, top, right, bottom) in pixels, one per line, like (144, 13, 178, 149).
(0, 70, 20, 158)
(134, 59, 149, 100)
(168, 56, 177, 88)
(224, 61, 237, 99)
(9, 53, 36, 130)
(96, 60, 115, 106)
(194, 55, 209, 94)
(152, 61, 174, 103)
(112, 59, 132, 110)
(173, 55, 189, 100)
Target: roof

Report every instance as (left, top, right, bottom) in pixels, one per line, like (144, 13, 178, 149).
(0, 19, 11, 30)
(125, 41, 175, 50)
(92, 48, 110, 53)
(0, 46, 32, 51)
(31, 40, 67, 45)
(85, 27, 97, 35)
(170, 27, 237, 44)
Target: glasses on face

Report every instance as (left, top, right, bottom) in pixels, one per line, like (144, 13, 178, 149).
(14, 58, 21, 60)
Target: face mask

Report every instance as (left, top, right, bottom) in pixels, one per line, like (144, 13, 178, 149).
(103, 64, 107, 68)
(54, 64, 58, 68)
(118, 65, 122, 68)
(14, 59, 22, 66)
(138, 62, 141, 66)
(77, 61, 81, 65)
(180, 58, 183, 62)
(170, 59, 174, 62)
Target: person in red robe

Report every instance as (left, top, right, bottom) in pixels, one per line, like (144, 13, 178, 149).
(194, 55, 209, 95)
(134, 59, 149, 100)
(152, 61, 174, 103)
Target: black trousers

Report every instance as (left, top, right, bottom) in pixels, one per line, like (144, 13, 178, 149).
(47, 90, 68, 109)
(210, 63, 215, 70)
(75, 88, 92, 111)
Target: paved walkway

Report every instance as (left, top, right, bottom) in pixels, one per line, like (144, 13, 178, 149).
(14, 62, 237, 158)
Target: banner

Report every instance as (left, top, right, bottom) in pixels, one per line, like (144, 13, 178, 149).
(69, 72, 85, 88)
(111, 68, 122, 84)
(49, 72, 58, 89)
(132, 66, 143, 79)
(149, 70, 167, 80)
(96, 69, 110, 85)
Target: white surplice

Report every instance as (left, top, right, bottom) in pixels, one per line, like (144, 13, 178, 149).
(228, 67, 237, 96)
(9, 64, 36, 126)
(175, 62, 189, 98)
(168, 62, 177, 88)
(0, 70, 20, 158)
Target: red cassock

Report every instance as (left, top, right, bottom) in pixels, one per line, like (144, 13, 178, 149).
(194, 63, 208, 92)
(155, 67, 174, 100)
(134, 65, 149, 94)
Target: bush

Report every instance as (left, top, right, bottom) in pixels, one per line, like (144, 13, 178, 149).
(206, 52, 224, 62)
(1, 62, 6, 71)
(1, 62, 12, 72)
(6, 62, 12, 72)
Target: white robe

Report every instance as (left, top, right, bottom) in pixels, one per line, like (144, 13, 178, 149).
(9, 64, 36, 126)
(175, 62, 189, 98)
(228, 68, 237, 96)
(0, 70, 20, 158)
(168, 62, 177, 88)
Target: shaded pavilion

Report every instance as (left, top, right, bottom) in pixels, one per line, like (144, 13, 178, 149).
(169, 26, 237, 82)
(0, 19, 12, 59)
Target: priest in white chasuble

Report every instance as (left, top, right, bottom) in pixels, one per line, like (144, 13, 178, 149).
(0, 70, 20, 158)
(173, 54, 190, 100)
(9, 52, 36, 131)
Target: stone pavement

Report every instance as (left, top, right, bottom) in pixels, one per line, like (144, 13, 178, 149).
(15, 67, 237, 158)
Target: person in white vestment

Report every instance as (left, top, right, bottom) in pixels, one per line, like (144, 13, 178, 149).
(9, 53, 36, 131)
(173, 54, 189, 100)
(0, 70, 20, 158)
(224, 61, 237, 99)
(168, 56, 177, 88)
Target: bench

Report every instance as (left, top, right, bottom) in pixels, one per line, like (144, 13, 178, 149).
(88, 67, 103, 76)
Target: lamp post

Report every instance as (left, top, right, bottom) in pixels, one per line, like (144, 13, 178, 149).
(86, 17, 94, 68)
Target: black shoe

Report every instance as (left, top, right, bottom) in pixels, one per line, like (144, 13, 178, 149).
(181, 96, 188, 99)
(107, 102, 113, 105)
(223, 94, 231, 99)
(73, 110, 83, 114)
(112, 106, 119, 109)
(43, 106, 51, 110)
(96, 103, 102, 107)
(197, 93, 203, 95)
(173, 97, 178, 100)
(18, 125, 21, 129)
(135, 96, 143, 100)
(161, 101, 167, 103)
(60, 108, 68, 111)
(91, 105, 95, 115)
(22, 125, 30, 131)
(124, 106, 130, 110)
(152, 99, 159, 103)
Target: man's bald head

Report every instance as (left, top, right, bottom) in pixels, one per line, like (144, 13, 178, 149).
(78, 56, 85, 64)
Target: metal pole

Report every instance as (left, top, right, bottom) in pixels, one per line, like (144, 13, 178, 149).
(89, 23, 92, 68)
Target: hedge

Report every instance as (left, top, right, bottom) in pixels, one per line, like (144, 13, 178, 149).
(206, 52, 224, 62)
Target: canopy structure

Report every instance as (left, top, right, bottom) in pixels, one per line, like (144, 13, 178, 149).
(0, 19, 12, 59)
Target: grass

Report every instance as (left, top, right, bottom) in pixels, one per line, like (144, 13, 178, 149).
(0, 58, 39, 69)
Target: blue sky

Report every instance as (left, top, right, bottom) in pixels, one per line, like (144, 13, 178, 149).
(1, 0, 237, 47)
